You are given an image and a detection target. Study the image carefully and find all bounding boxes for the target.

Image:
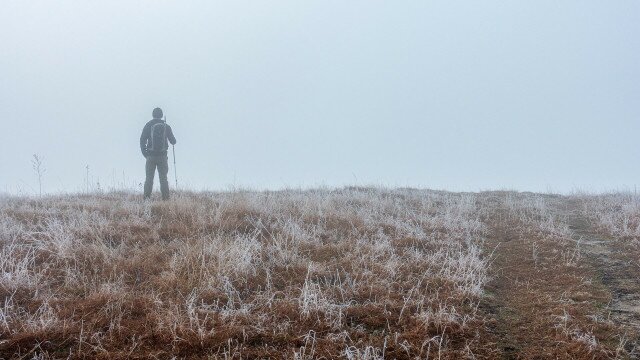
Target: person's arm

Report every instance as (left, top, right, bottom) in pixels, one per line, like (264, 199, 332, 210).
(140, 124, 150, 156)
(167, 125, 177, 145)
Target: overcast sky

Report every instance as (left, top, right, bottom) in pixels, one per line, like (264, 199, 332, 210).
(1, 1, 638, 194)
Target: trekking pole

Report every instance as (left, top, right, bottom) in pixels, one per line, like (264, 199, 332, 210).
(172, 144, 178, 189)
(164, 115, 178, 189)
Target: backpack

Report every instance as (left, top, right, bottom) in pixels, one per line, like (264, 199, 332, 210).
(149, 122, 168, 152)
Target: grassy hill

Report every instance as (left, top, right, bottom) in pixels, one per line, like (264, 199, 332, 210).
(0, 188, 638, 359)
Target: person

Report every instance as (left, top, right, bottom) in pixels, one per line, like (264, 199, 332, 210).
(140, 107, 177, 200)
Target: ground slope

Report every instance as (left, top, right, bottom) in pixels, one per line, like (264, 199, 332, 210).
(479, 192, 635, 359)
(0, 189, 637, 359)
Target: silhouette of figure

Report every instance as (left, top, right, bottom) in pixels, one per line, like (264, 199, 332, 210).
(140, 107, 176, 200)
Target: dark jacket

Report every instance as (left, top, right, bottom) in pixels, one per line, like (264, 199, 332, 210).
(140, 119, 177, 157)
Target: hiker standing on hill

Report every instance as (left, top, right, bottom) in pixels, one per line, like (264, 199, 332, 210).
(140, 107, 177, 200)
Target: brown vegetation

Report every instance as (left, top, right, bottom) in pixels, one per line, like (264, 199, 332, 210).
(0, 188, 637, 359)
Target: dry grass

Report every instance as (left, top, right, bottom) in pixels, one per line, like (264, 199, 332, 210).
(0, 188, 636, 359)
(0, 188, 492, 359)
(579, 192, 640, 241)
(480, 192, 625, 359)
(576, 192, 640, 357)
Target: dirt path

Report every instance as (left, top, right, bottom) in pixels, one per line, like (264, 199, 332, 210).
(480, 214, 531, 359)
(562, 199, 640, 354)
(479, 194, 636, 359)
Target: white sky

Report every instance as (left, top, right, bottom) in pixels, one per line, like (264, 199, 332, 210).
(1, 1, 638, 194)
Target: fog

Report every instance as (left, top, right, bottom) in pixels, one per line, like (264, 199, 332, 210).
(1, 1, 638, 194)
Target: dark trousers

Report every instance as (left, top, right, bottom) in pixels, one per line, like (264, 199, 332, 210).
(144, 155, 170, 200)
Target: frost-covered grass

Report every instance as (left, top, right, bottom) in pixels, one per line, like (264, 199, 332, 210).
(2, 188, 636, 358)
(502, 192, 572, 239)
(579, 192, 640, 240)
(0, 188, 490, 359)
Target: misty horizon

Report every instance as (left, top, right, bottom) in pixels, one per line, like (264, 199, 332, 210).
(2, 1, 638, 195)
